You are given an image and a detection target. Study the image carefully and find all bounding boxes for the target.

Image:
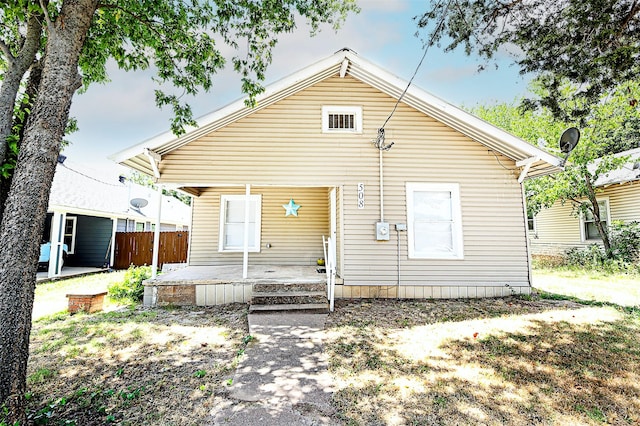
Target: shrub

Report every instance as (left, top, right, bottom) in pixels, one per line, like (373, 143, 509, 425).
(609, 221, 640, 264)
(563, 221, 640, 274)
(108, 265, 152, 302)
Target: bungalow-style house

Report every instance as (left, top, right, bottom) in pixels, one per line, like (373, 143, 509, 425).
(113, 48, 561, 307)
(530, 147, 640, 257)
(42, 160, 191, 278)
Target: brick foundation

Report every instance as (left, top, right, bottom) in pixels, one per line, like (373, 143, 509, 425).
(66, 292, 107, 314)
(156, 285, 196, 306)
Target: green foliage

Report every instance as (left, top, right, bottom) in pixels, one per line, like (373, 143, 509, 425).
(474, 80, 640, 256)
(126, 171, 191, 206)
(419, 0, 640, 123)
(610, 221, 640, 264)
(107, 265, 152, 302)
(564, 222, 640, 273)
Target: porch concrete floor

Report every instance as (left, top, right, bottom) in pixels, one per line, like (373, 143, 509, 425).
(149, 265, 326, 285)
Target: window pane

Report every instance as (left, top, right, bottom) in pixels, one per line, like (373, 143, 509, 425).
(585, 222, 600, 239)
(225, 223, 244, 247)
(414, 191, 452, 221)
(414, 222, 453, 253)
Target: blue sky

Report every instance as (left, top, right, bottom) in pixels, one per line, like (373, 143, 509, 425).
(64, 0, 532, 178)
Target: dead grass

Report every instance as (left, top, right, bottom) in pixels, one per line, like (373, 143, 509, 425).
(325, 297, 640, 425)
(26, 304, 249, 425)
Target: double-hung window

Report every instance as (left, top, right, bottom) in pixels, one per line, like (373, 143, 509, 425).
(581, 199, 609, 241)
(406, 183, 464, 259)
(219, 194, 262, 252)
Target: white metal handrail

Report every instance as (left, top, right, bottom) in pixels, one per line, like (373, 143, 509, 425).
(322, 235, 336, 312)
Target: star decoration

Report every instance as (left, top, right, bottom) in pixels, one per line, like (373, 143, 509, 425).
(283, 199, 301, 216)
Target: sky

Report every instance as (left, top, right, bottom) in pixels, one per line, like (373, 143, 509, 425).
(63, 0, 532, 179)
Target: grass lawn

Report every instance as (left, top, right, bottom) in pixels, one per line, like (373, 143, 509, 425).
(25, 271, 250, 425)
(33, 271, 127, 320)
(21, 268, 640, 425)
(533, 268, 640, 307)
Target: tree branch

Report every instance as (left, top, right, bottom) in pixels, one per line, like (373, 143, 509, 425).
(0, 38, 14, 65)
(39, 0, 54, 33)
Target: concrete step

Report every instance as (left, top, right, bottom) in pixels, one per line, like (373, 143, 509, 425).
(251, 293, 327, 306)
(249, 303, 329, 314)
(252, 290, 326, 298)
(254, 282, 325, 293)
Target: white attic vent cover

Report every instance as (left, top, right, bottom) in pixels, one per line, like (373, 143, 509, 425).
(322, 106, 362, 133)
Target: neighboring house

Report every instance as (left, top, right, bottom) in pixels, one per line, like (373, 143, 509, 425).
(42, 160, 191, 277)
(112, 48, 560, 301)
(530, 148, 640, 257)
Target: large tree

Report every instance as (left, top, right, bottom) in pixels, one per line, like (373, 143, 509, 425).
(418, 0, 640, 123)
(0, 0, 357, 422)
(474, 81, 640, 255)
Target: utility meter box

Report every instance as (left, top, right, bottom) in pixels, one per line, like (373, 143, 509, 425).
(376, 222, 390, 241)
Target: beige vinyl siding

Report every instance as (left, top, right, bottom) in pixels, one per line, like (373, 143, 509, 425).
(164, 75, 530, 288)
(190, 186, 329, 266)
(607, 182, 640, 221)
(530, 181, 640, 255)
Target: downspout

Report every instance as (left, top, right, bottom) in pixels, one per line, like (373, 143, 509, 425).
(379, 149, 384, 222)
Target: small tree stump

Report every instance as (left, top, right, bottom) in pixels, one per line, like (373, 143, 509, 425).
(66, 292, 108, 314)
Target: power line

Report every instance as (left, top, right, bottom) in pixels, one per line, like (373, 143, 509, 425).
(379, 0, 453, 131)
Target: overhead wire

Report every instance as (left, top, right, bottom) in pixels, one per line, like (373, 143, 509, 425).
(379, 0, 454, 133)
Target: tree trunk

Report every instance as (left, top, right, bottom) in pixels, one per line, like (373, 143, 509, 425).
(0, 10, 44, 216)
(0, 0, 97, 422)
(584, 174, 612, 257)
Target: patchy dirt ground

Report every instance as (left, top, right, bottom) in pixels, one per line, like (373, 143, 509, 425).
(26, 304, 249, 425)
(324, 296, 640, 425)
(24, 291, 640, 425)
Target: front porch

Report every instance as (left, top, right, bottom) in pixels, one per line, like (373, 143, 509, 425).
(143, 264, 333, 307)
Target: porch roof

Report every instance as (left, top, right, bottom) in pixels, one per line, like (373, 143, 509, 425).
(111, 48, 562, 180)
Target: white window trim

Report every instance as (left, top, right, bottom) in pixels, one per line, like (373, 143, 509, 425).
(406, 182, 464, 260)
(322, 106, 362, 134)
(65, 216, 77, 254)
(579, 197, 610, 242)
(527, 212, 537, 238)
(219, 194, 262, 253)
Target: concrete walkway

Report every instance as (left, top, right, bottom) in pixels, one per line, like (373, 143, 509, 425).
(210, 313, 337, 425)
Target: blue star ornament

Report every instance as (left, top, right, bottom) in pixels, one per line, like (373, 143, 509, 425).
(283, 199, 301, 216)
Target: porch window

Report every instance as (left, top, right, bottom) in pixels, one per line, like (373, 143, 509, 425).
(581, 199, 609, 241)
(219, 194, 262, 252)
(406, 183, 464, 259)
(64, 216, 77, 254)
(322, 106, 362, 133)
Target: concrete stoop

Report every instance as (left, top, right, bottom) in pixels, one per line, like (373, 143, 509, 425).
(249, 283, 329, 313)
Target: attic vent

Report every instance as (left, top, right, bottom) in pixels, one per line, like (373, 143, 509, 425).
(322, 106, 362, 134)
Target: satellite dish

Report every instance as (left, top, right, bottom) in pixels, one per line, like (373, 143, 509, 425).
(559, 127, 580, 154)
(130, 198, 148, 209)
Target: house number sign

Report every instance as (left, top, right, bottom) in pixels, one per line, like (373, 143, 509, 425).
(357, 183, 365, 209)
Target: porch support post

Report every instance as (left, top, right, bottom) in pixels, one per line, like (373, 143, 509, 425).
(109, 217, 118, 268)
(48, 211, 66, 279)
(243, 184, 250, 279)
(151, 185, 162, 279)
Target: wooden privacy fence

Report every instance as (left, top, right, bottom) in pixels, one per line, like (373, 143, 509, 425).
(114, 231, 188, 270)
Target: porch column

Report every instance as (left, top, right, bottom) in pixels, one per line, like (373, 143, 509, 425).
(243, 184, 250, 279)
(48, 211, 66, 279)
(109, 217, 118, 268)
(151, 185, 162, 279)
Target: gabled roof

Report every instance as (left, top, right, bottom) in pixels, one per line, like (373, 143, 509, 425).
(49, 163, 191, 225)
(592, 147, 640, 187)
(111, 48, 562, 178)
